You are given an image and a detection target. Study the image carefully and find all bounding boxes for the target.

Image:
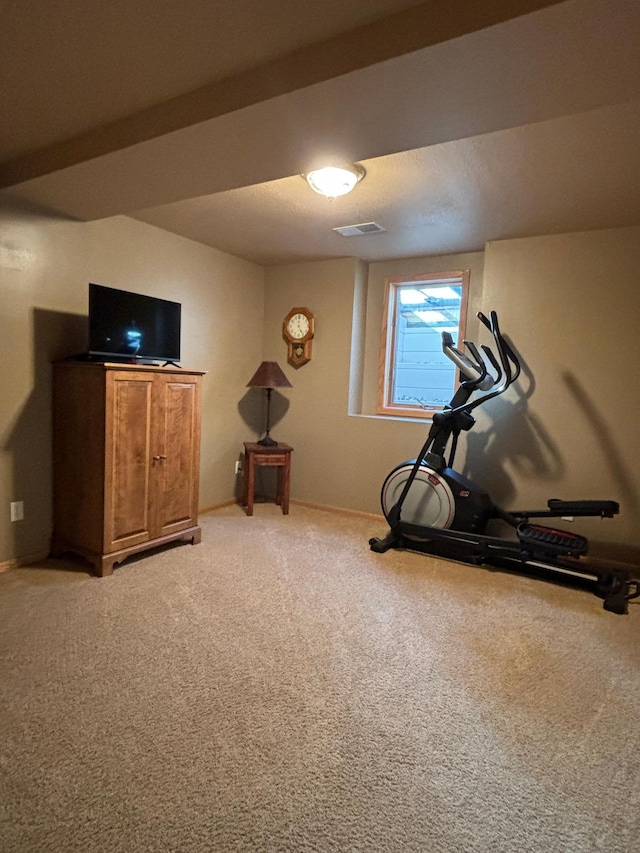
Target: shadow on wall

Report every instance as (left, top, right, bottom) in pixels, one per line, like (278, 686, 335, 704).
(562, 372, 639, 514)
(236, 389, 291, 502)
(4, 308, 87, 558)
(562, 371, 640, 564)
(462, 338, 564, 506)
(237, 388, 290, 445)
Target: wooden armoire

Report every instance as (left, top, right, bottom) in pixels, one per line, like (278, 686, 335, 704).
(52, 361, 204, 576)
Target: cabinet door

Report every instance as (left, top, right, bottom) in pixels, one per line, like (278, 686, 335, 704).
(152, 374, 201, 538)
(104, 373, 155, 552)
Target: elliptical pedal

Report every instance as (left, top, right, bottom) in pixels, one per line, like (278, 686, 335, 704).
(547, 499, 619, 518)
(517, 523, 588, 557)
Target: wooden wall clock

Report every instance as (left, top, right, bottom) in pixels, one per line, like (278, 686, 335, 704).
(283, 307, 315, 367)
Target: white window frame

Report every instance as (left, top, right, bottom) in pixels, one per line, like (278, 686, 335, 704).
(377, 270, 470, 419)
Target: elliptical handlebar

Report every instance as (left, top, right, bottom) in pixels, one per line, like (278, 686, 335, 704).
(462, 340, 494, 391)
(481, 344, 502, 384)
(488, 311, 512, 388)
(478, 311, 521, 384)
(440, 310, 521, 419)
(441, 332, 486, 385)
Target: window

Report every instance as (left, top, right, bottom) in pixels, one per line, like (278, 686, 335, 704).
(377, 270, 469, 419)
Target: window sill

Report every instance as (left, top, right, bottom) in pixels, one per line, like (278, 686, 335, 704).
(349, 412, 433, 424)
(377, 405, 440, 420)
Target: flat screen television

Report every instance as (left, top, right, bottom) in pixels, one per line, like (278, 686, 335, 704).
(88, 283, 181, 363)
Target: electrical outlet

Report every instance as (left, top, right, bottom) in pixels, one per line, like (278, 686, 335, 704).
(235, 461, 242, 475)
(10, 501, 24, 522)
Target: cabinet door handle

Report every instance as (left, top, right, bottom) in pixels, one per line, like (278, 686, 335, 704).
(152, 455, 167, 462)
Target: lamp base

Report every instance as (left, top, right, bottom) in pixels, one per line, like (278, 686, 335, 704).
(257, 435, 278, 447)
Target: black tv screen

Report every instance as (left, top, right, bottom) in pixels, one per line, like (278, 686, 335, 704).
(88, 283, 181, 362)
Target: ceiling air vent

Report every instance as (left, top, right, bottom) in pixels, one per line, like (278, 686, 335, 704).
(333, 222, 386, 237)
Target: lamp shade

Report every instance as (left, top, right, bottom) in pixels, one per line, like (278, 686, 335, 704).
(246, 361, 292, 389)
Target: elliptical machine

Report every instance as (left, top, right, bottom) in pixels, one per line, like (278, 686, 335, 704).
(369, 311, 640, 614)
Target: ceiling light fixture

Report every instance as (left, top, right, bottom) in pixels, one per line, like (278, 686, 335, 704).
(304, 164, 366, 200)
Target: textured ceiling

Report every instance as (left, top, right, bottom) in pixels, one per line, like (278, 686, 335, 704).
(2, 0, 640, 265)
(131, 103, 640, 265)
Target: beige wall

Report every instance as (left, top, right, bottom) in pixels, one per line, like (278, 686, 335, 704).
(262, 258, 383, 511)
(262, 253, 484, 521)
(476, 228, 640, 557)
(0, 198, 265, 564)
(2, 196, 639, 566)
(265, 231, 640, 559)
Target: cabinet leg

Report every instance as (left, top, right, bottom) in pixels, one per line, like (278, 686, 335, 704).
(96, 556, 115, 577)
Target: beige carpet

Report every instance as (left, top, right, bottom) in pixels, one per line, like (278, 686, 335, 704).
(1, 503, 639, 852)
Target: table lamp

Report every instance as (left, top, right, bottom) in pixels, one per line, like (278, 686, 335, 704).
(246, 361, 292, 446)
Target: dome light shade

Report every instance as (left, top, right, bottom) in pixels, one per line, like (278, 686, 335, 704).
(305, 164, 366, 200)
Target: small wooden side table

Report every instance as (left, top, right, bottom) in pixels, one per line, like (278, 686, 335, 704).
(242, 442, 293, 516)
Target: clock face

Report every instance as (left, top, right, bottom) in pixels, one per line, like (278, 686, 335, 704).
(287, 312, 310, 340)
